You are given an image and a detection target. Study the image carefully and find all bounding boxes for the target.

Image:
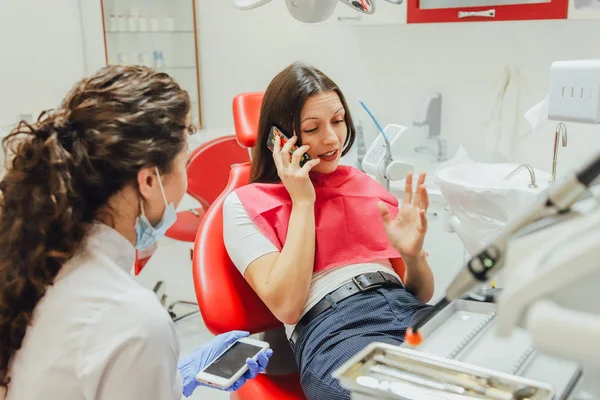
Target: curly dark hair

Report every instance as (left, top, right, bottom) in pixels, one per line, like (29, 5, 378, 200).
(0, 65, 193, 387)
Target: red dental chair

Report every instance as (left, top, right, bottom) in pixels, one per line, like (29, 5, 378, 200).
(134, 135, 251, 276)
(193, 92, 306, 399)
(134, 135, 250, 321)
(165, 135, 251, 244)
(134, 135, 250, 275)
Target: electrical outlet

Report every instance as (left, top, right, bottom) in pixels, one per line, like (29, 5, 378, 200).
(548, 59, 600, 124)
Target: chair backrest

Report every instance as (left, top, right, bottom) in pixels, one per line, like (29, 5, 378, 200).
(233, 92, 264, 149)
(193, 164, 282, 334)
(186, 135, 250, 207)
(193, 92, 281, 335)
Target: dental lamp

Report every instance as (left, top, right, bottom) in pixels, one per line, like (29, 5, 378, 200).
(409, 59, 600, 342)
(232, 0, 403, 23)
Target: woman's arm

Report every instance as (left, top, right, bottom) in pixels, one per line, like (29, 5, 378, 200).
(402, 251, 434, 303)
(242, 135, 321, 325)
(244, 202, 316, 324)
(381, 171, 434, 303)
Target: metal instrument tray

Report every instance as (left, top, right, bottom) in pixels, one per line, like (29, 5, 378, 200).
(403, 300, 581, 399)
(333, 342, 556, 400)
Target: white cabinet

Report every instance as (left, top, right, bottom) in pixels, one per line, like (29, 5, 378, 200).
(325, 0, 406, 25)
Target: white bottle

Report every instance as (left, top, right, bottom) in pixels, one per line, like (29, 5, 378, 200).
(150, 16, 159, 32)
(128, 8, 138, 32)
(117, 15, 127, 32)
(164, 16, 175, 32)
(138, 15, 148, 32)
(108, 15, 118, 32)
(153, 51, 166, 69)
(128, 17, 137, 31)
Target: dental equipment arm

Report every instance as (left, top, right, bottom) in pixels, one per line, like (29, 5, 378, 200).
(410, 150, 600, 334)
(233, 0, 405, 23)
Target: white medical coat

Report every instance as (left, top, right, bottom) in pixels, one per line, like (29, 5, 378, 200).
(6, 223, 183, 400)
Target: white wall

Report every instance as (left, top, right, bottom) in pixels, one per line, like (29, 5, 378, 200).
(196, 0, 600, 177)
(0, 0, 87, 124)
(2, 0, 596, 176)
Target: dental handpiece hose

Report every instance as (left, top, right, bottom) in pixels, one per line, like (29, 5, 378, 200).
(357, 98, 393, 190)
(410, 151, 600, 335)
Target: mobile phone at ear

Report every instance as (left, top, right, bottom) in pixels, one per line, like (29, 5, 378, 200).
(266, 125, 311, 167)
(195, 337, 270, 390)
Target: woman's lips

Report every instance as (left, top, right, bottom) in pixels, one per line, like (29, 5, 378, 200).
(318, 149, 338, 161)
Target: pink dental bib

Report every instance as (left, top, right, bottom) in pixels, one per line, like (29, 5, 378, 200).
(235, 165, 406, 275)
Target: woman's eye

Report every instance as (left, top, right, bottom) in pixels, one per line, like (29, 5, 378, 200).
(334, 119, 345, 124)
(304, 127, 318, 133)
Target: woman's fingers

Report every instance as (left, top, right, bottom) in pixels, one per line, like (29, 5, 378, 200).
(419, 209, 428, 232)
(378, 201, 392, 225)
(272, 134, 281, 167)
(300, 158, 321, 174)
(291, 144, 310, 167)
(420, 184, 429, 212)
(414, 172, 426, 207)
(417, 171, 426, 187)
(403, 171, 413, 205)
(279, 135, 297, 167)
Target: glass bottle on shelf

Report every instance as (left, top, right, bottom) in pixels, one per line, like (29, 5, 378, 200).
(127, 9, 138, 32)
(117, 14, 127, 31)
(138, 14, 148, 32)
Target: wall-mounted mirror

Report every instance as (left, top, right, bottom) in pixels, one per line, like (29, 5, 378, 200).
(407, 0, 567, 23)
(418, 0, 549, 8)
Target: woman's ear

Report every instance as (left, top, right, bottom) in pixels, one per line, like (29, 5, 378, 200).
(136, 166, 157, 201)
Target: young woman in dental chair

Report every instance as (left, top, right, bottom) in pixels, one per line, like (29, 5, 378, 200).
(223, 62, 434, 400)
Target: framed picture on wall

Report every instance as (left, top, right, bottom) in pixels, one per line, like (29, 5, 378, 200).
(407, 0, 569, 23)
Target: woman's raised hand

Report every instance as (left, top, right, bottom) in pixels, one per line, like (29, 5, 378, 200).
(272, 135, 321, 206)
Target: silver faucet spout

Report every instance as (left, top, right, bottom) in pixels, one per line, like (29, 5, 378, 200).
(415, 138, 447, 162)
(551, 122, 568, 183)
(503, 164, 538, 188)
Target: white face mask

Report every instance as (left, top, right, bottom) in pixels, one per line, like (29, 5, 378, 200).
(134, 167, 177, 250)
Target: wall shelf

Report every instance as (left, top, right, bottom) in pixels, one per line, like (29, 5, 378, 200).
(100, 0, 202, 127)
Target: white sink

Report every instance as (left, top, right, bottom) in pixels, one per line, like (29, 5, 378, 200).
(389, 177, 445, 205)
(435, 147, 551, 255)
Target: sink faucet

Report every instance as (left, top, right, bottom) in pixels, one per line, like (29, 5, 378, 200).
(503, 164, 538, 188)
(550, 122, 568, 184)
(414, 93, 442, 138)
(413, 93, 447, 161)
(415, 138, 447, 162)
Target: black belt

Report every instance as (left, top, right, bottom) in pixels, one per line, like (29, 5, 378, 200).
(289, 271, 404, 346)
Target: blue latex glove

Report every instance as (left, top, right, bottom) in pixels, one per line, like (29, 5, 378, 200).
(178, 330, 274, 397)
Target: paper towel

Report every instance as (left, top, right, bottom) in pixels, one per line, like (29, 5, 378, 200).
(524, 94, 549, 130)
(484, 65, 537, 160)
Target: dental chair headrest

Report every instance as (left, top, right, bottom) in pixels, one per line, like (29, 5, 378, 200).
(232, 92, 264, 148)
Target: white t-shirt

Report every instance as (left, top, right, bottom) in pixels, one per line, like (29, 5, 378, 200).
(223, 192, 401, 338)
(7, 223, 183, 400)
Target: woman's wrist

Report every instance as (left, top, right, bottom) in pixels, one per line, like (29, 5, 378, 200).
(292, 199, 315, 208)
(401, 249, 426, 269)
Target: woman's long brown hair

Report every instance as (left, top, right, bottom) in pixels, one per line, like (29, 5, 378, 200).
(250, 62, 356, 183)
(0, 65, 192, 387)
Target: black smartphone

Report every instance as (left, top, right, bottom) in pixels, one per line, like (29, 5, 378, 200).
(266, 125, 311, 167)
